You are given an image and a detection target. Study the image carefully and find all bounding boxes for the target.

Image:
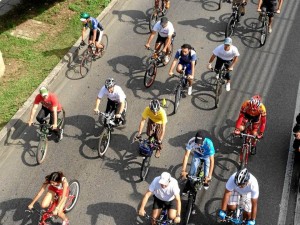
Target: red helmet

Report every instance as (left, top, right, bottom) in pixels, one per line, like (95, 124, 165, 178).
(249, 95, 261, 110)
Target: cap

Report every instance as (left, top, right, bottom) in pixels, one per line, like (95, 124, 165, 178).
(224, 37, 232, 46)
(195, 131, 203, 145)
(80, 18, 87, 21)
(160, 17, 168, 26)
(39, 87, 48, 97)
(159, 172, 171, 185)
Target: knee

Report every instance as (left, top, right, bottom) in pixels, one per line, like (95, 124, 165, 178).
(36, 115, 44, 124)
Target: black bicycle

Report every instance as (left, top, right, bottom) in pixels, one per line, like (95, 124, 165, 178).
(210, 65, 228, 108)
(144, 207, 175, 225)
(149, 2, 168, 32)
(259, 9, 273, 46)
(225, 2, 245, 37)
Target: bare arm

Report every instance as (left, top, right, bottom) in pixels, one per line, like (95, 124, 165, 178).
(146, 32, 156, 47)
(181, 150, 191, 178)
(208, 54, 216, 64)
(229, 56, 238, 70)
(94, 97, 101, 113)
(168, 58, 178, 76)
(190, 61, 196, 78)
(250, 198, 258, 220)
(138, 118, 146, 136)
(28, 183, 47, 209)
(138, 190, 152, 216)
(208, 155, 215, 179)
(221, 189, 232, 211)
(28, 104, 39, 125)
(81, 27, 86, 41)
(52, 106, 58, 129)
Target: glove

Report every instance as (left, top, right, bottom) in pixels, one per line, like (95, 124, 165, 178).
(246, 220, 256, 225)
(257, 132, 263, 139)
(234, 128, 241, 135)
(207, 63, 212, 71)
(218, 210, 226, 220)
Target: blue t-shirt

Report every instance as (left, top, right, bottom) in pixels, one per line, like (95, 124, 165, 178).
(186, 137, 215, 158)
(174, 49, 197, 64)
(84, 17, 104, 30)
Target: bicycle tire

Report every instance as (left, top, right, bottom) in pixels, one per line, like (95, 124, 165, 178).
(174, 85, 182, 114)
(260, 22, 268, 46)
(64, 180, 80, 212)
(99, 34, 108, 57)
(144, 63, 157, 88)
(218, 0, 222, 10)
(225, 16, 236, 38)
(36, 136, 48, 164)
(140, 156, 152, 181)
(80, 51, 93, 78)
(149, 12, 158, 32)
(184, 194, 194, 225)
(240, 145, 248, 169)
(98, 128, 111, 157)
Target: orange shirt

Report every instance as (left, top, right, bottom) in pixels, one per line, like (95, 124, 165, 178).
(240, 100, 266, 117)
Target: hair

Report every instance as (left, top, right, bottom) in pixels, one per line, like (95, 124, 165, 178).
(44, 171, 64, 184)
(181, 44, 192, 50)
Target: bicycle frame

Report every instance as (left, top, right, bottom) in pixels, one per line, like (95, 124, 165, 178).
(222, 195, 245, 225)
(100, 112, 117, 130)
(145, 208, 175, 225)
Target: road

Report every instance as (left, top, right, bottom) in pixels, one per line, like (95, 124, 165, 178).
(0, 0, 299, 224)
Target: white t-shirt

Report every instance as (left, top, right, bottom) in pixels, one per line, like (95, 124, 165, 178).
(97, 85, 126, 102)
(153, 21, 175, 38)
(226, 173, 259, 199)
(149, 176, 180, 201)
(212, 44, 240, 61)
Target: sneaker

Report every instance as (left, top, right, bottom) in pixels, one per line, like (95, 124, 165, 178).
(203, 182, 210, 190)
(192, 209, 196, 215)
(251, 146, 257, 155)
(155, 149, 161, 158)
(268, 27, 272, 33)
(188, 86, 192, 95)
(57, 129, 63, 142)
(216, 74, 219, 79)
(47, 131, 53, 137)
(163, 55, 170, 65)
(226, 82, 231, 91)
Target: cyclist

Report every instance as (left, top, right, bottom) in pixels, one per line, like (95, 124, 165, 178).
(80, 12, 104, 55)
(292, 113, 300, 152)
(94, 78, 127, 125)
(155, 0, 170, 10)
(138, 172, 181, 224)
(234, 95, 266, 155)
(257, 0, 283, 33)
(28, 87, 63, 142)
(207, 37, 240, 92)
(168, 44, 197, 96)
(135, 99, 167, 158)
(181, 131, 215, 195)
(218, 168, 259, 225)
(145, 17, 175, 65)
(232, 0, 248, 20)
(28, 171, 70, 225)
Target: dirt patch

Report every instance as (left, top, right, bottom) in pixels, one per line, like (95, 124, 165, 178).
(0, 58, 25, 86)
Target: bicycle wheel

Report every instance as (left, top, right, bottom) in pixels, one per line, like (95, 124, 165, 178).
(98, 128, 111, 157)
(64, 180, 80, 212)
(99, 34, 108, 57)
(260, 22, 268, 46)
(225, 16, 235, 38)
(184, 194, 194, 225)
(174, 85, 182, 114)
(215, 80, 222, 108)
(80, 51, 93, 78)
(140, 156, 152, 181)
(36, 136, 48, 164)
(149, 12, 158, 32)
(240, 145, 248, 169)
(144, 63, 157, 88)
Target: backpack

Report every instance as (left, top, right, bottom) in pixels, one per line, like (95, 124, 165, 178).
(180, 47, 197, 65)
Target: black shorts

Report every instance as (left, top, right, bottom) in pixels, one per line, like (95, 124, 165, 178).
(261, 1, 276, 17)
(152, 195, 177, 210)
(244, 114, 260, 123)
(89, 29, 101, 42)
(156, 34, 168, 44)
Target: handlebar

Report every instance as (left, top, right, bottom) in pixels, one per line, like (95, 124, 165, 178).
(144, 213, 175, 224)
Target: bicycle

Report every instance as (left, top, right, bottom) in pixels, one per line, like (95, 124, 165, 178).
(26, 180, 80, 225)
(144, 45, 173, 88)
(79, 34, 108, 78)
(97, 101, 127, 157)
(210, 65, 228, 108)
(133, 136, 160, 181)
(149, 1, 168, 32)
(34, 109, 65, 164)
(258, 9, 273, 46)
(144, 208, 175, 225)
(225, 2, 245, 37)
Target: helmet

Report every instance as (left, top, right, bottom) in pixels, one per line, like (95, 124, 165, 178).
(80, 12, 90, 20)
(249, 95, 262, 110)
(149, 99, 160, 113)
(234, 168, 250, 186)
(104, 78, 116, 89)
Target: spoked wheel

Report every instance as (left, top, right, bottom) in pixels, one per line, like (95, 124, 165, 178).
(225, 16, 235, 38)
(215, 79, 222, 108)
(144, 63, 157, 88)
(98, 128, 111, 157)
(140, 156, 152, 181)
(174, 85, 182, 114)
(149, 12, 158, 32)
(80, 50, 93, 78)
(36, 137, 48, 164)
(99, 34, 108, 57)
(240, 145, 248, 169)
(185, 194, 194, 225)
(64, 180, 80, 212)
(260, 23, 268, 46)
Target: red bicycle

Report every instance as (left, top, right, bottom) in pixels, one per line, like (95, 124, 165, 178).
(26, 180, 80, 225)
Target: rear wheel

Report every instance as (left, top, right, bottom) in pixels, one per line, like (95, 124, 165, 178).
(260, 22, 268, 46)
(99, 34, 108, 57)
(184, 194, 194, 225)
(225, 16, 235, 37)
(98, 128, 111, 157)
(174, 85, 182, 114)
(64, 180, 80, 212)
(36, 136, 48, 164)
(80, 50, 93, 78)
(140, 156, 152, 181)
(144, 63, 157, 88)
(149, 12, 158, 32)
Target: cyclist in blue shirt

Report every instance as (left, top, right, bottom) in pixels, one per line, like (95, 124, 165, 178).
(181, 131, 215, 192)
(168, 44, 197, 96)
(80, 12, 105, 55)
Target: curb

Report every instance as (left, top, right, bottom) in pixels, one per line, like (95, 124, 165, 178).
(0, 0, 119, 142)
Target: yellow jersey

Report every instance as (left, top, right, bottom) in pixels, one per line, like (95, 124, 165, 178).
(142, 107, 168, 124)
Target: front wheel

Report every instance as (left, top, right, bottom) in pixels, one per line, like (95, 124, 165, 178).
(184, 194, 194, 225)
(140, 156, 152, 181)
(98, 128, 111, 157)
(174, 85, 182, 114)
(80, 51, 93, 78)
(260, 22, 268, 46)
(36, 136, 48, 164)
(225, 16, 235, 38)
(64, 180, 80, 212)
(144, 63, 157, 88)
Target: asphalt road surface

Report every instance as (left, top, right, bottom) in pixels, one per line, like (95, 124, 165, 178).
(0, 0, 300, 224)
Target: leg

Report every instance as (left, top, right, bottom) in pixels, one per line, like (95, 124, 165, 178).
(105, 99, 117, 113)
(241, 193, 252, 220)
(36, 107, 50, 124)
(41, 190, 55, 209)
(176, 63, 184, 74)
(189, 156, 200, 176)
(167, 198, 177, 220)
(152, 196, 163, 225)
(227, 191, 239, 212)
(95, 30, 104, 50)
(214, 57, 224, 73)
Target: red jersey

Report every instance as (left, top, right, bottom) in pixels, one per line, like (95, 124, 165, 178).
(34, 93, 62, 112)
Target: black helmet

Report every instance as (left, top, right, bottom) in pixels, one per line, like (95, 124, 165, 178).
(149, 99, 160, 113)
(234, 168, 250, 186)
(104, 78, 116, 89)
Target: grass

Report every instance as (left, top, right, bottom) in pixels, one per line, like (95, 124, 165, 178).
(0, 0, 111, 129)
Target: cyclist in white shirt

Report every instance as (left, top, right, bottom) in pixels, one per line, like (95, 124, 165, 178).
(138, 172, 181, 224)
(218, 168, 259, 225)
(94, 78, 127, 125)
(207, 37, 240, 92)
(145, 17, 175, 64)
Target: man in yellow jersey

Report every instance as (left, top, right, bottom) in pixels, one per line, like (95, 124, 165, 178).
(136, 99, 167, 158)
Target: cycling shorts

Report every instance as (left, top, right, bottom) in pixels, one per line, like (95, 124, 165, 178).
(153, 195, 177, 210)
(178, 61, 192, 75)
(261, 1, 276, 17)
(89, 29, 103, 43)
(244, 113, 260, 123)
(155, 33, 175, 44)
(228, 191, 252, 212)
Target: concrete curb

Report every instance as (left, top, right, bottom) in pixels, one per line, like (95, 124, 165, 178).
(0, 0, 119, 142)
